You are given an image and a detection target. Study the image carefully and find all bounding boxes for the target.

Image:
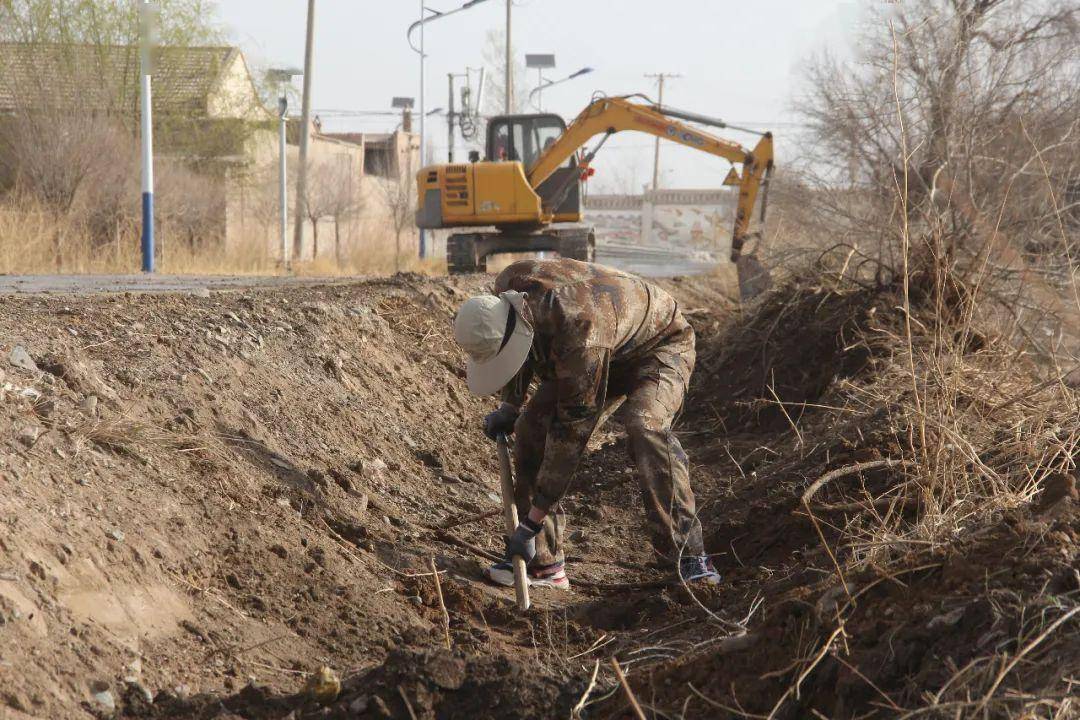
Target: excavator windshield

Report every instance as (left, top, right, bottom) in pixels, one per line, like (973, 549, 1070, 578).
(486, 114, 571, 168)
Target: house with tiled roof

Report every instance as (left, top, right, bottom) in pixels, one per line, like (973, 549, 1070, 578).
(0, 43, 274, 161)
(0, 42, 419, 262)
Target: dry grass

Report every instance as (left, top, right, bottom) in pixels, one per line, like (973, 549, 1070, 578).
(0, 195, 447, 277)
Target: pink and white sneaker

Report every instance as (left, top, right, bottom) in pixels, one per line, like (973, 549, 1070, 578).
(486, 561, 571, 591)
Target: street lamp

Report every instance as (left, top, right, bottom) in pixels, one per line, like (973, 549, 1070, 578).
(528, 67, 594, 111)
(525, 54, 555, 111)
(407, 0, 492, 259)
(268, 67, 303, 272)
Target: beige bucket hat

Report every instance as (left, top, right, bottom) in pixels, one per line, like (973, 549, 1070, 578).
(453, 290, 534, 396)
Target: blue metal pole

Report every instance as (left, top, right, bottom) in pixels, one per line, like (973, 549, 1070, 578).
(418, 0, 426, 260)
(139, 1, 156, 273)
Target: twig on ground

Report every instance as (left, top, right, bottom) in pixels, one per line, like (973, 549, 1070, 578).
(801, 459, 908, 505)
(766, 625, 845, 720)
(611, 658, 648, 720)
(430, 557, 451, 650)
(397, 685, 419, 720)
(434, 529, 502, 562)
(439, 508, 499, 530)
(570, 659, 601, 719)
(973, 605, 1080, 714)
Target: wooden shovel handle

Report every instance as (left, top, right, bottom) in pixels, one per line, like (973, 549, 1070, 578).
(497, 435, 531, 612)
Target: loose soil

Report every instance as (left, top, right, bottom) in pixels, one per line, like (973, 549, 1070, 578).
(0, 270, 1075, 719)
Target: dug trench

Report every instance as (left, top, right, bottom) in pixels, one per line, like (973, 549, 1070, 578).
(0, 271, 1076, 719)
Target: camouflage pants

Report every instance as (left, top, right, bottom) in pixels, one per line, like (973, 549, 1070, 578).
(512, 321, 704, 567)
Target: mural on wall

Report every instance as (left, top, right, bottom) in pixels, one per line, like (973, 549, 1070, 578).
(585, 189, 734, 259)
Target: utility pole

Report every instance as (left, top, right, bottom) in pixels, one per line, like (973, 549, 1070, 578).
(505, 0, 512, 114)
(447, 73, 456, 162)
(291, 0, 316, 264)
(645, 72, 681, 191)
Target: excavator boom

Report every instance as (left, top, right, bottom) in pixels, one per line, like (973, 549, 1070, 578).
(526, 96, 773, 262)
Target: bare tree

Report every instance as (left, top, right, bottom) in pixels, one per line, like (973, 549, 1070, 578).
(480, 29, 532, 116)
(373, 155, 417, 272)
(797, 0, 1080, 265)
(318, 155, 365, 264)
(792, 0, 1080, 359)
(299, 160, 334, 260)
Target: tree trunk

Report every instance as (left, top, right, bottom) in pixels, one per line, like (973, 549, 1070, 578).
(334, 216, 341, 265)
(310, 218, 319, 259)
(53, 219, 64, 271)
(395, 230, 402, 273)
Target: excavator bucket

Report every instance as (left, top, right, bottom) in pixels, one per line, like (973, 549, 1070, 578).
(735, 254, 772, 300)
(733, 161, 774, 301)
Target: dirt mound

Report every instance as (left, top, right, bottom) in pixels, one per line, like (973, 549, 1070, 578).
(1, 269, 1075, 720)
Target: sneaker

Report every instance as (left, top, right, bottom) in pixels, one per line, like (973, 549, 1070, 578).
(680, 556, 721, 585)
(486, 561, 571, 591)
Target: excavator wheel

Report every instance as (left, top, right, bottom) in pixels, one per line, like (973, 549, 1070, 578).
(447, 234, 482, 275)
(556, 228, 595, 263)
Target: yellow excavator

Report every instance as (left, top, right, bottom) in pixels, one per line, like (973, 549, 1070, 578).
(415, 94, 774, 285)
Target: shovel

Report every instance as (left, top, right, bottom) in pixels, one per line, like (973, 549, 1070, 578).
(496, 435, 531, 612)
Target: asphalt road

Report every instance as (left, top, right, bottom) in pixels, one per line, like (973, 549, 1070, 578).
(0, 252, 714, 296)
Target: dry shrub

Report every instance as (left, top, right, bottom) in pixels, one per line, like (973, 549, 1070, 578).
(688, 241, 1078, 715)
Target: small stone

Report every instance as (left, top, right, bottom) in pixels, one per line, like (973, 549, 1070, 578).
(17, 425, 42, 447)
(927, 607, 965, 630)
(303, 666, 341, 703)
(349, 696, 369, 713)
(106, 529, 125, 542)
(440, 473, 461, 484)
(124, 679, 154, 705)
(425, 651, 466, 690)
(80, 395, 99, 416)
(8, 346, 38, 373)
(407, 595, 423, 605)
(191, 287, 211, 299)
(416, 450, 443, 469)
(92, 689, 115, 712)
(351, 458, 387, 480)
(3, 690, 31, 712)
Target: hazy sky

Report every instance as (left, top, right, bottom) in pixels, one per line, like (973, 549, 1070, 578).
(214, 1, 861, 190)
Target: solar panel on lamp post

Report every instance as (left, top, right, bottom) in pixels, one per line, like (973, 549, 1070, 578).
(525, 54, 556, 111)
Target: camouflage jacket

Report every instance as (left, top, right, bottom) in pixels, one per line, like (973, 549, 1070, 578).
(493, 258, 689, 510)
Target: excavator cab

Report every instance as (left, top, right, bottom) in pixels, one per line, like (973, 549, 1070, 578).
(485, 113, 582, 218)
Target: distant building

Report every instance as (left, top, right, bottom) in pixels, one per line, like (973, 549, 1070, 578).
(0, 42, 420, 262)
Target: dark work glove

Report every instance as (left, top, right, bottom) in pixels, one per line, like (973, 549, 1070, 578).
(483, 403, 520, 441)
(505, 517, 541, 564)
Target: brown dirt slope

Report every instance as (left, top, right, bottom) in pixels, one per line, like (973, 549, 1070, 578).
(0, 269, 1076, 720)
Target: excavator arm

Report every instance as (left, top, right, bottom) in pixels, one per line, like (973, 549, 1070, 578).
(526, 96, 773, 261)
